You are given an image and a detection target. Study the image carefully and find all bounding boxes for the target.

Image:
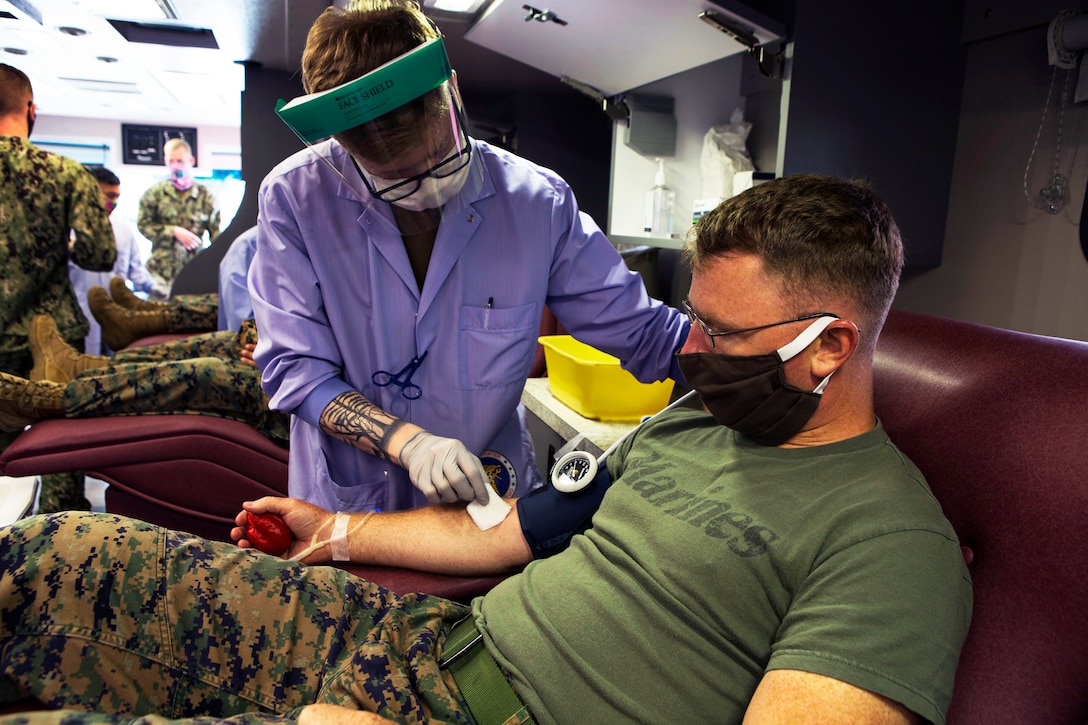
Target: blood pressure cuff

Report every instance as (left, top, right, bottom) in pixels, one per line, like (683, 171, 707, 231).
(517, 464, 613, 559)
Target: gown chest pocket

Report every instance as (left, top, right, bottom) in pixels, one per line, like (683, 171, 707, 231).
(459, 301, 539, 390)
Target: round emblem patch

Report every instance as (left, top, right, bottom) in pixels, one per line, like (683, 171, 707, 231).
(479, 450, 518, 498)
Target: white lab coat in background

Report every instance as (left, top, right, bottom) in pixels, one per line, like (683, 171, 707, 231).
(69, 214, 154, 355)
(217, 225, 258, 332)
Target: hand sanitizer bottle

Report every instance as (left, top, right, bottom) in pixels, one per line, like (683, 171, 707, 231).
(643, 158, 675, 238)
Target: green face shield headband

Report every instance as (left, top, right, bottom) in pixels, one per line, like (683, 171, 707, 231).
(275, 37, 453, 144)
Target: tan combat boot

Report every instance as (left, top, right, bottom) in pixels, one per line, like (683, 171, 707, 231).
(29, 315, 109, 384)
(87, 286, 169, 351)
(0, 372, 65, 432)
(109, 276, 168, 312)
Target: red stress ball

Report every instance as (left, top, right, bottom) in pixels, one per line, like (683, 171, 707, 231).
(245, 512, 293, 556)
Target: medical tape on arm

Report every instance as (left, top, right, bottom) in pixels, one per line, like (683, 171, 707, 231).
(331, 512, 351, 561)
(289, 511, 375, 562)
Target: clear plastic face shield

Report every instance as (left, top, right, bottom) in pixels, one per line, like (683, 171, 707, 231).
(275, 37, 483, 233)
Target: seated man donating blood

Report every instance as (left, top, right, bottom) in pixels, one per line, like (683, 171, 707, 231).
(0, 174, 971, 725)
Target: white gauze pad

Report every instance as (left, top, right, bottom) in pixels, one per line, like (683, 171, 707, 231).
(467, 494, 511, 530)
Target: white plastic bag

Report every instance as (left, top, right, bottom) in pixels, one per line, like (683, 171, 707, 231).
(700, 108, 755, 200)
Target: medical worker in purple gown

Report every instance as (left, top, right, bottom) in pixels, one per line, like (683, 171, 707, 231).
(249, 1, 688, 514)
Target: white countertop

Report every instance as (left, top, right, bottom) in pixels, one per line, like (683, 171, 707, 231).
(520, 378, 638, 457)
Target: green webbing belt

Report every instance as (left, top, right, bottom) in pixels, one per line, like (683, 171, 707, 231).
(440, 616, 536, 725)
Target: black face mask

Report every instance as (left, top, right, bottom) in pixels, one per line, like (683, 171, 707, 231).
(676, 316, 837, 446)
(25, 108, 34, 138)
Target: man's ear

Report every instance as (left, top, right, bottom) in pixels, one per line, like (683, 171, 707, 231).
(810, 321, 860, 379)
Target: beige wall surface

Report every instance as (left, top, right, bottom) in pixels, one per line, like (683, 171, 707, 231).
(895, 20, 1088, 342)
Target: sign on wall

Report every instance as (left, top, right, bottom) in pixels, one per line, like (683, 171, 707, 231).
(121, 124, 198, 166)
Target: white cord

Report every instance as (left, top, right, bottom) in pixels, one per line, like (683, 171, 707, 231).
(288, 511, 375, 562)
(1024, 65, 1074, 214)
(596, 389, 699, 464)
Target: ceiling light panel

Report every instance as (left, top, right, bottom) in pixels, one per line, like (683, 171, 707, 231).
(424, 0, 489, 14)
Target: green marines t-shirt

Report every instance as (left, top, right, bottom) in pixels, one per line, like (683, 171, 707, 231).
(475, 410, 972, 724)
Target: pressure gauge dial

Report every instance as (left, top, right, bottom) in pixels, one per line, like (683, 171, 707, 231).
(550, 450, 598, 493)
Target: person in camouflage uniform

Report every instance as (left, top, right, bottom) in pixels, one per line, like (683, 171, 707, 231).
(108, 287, 221, 334)
(0, 317, 288, 445)
(89, 275, 221, 350)
(137, 138, 220, 288)
(158, 291, 219, 329)
(93, 223, 260, 345)
(0, 63, 117, 512)
(0, 511, 475, 723)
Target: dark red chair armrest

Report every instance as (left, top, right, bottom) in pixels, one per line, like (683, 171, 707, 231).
(0, 416, 288, 541)
(0, 416, 286, 478)
(335, 563, 511, 603)
(127, 333, 192, 348)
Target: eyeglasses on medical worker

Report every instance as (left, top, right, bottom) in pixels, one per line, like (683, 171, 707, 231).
(355, 110, 472, 203)
(681, 299, 839, 349)
(371, 351, 428, 400)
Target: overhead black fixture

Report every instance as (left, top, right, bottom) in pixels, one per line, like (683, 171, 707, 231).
(698, 10, 757, 47)
(522, 5, 566, 26)
(106, 19, 219, 49)
(560, 76, 629, 121)
(698, 9, 784, 79)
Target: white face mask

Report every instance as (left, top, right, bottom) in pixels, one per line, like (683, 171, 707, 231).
(388, 161, 472, 211)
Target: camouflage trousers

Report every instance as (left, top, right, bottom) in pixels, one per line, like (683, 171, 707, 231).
(29, 471, 88, 515)
(64, 321, 288, 446)
(0, 512, 474, 724)
(164, 294, 219, 333)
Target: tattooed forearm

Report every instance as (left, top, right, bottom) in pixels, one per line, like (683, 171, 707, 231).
(319, 391, 406, 460)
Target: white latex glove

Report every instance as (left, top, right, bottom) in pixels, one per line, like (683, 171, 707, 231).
(398, 431, 491, 505)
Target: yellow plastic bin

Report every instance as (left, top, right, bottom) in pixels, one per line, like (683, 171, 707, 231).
(538, 335, 675, 421)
